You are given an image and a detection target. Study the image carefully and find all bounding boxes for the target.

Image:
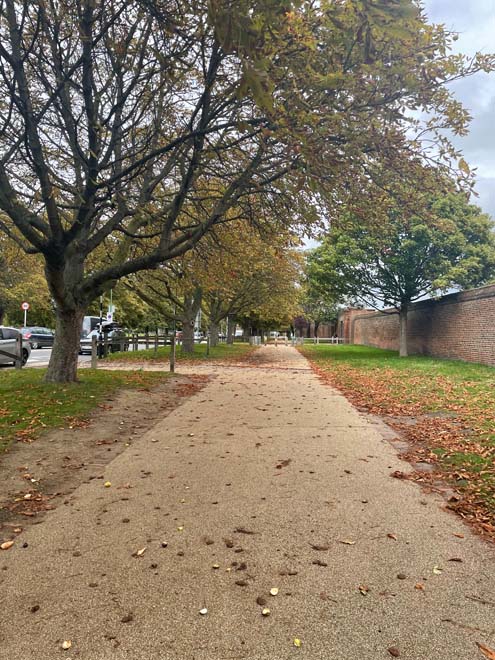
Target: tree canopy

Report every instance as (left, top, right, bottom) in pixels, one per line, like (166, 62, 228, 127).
(307, 191, 495, 355)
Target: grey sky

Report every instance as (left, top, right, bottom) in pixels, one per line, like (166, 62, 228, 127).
(423, 0, 495, 217)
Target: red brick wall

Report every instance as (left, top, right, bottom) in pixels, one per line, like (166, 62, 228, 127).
(338, 284, 495, 366)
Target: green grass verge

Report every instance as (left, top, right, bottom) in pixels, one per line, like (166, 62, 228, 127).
(300, 344, 495, 522)
(103, 342, 254, 363)
(0, 368, 169, 453)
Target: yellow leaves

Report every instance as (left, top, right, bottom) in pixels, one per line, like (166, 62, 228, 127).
(61, 640, 72, 650)
(269, 587, 279, 596)
(458, 158, 470, 175)
(293, 638, 302, 648)
(0, 540, 14, 550)
(104, 481, 112, 488)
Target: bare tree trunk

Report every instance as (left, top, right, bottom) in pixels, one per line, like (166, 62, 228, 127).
(45, 258, 87, 383)
(314, 321, 320, 338)
(399, 306, 408, 357)
(209, 322, 220, 347)
(180, 288, 202, 354)
(227, 315, 235, 344)
(45, 306, 85, 382)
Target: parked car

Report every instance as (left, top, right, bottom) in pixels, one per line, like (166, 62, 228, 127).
(79, 322, 129, 354)
(20, 326, 55, 349)
(0, 326, 31, 366)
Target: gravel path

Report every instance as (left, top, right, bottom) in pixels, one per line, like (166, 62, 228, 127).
(1, 345, 494, 659)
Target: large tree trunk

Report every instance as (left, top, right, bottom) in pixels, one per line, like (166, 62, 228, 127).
(399, 306, 408, 357)
(180, 288, 202, 354)
(209, 321, 220, 347)
(45, 258, 87, 383)
(45, 306, 85, 382)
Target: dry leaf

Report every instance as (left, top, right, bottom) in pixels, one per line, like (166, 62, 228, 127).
(104, 481, 112, 488)
(262, 608, 271, 617)
(339, 539, 356, 545)
(199, 607, 208, 615)
(476, 643, 495, 660)
(270, 587, 279, 596)
(453, 533, 464, 539)
(387, 533, 398, 541)
(61, 640, 72, 650)
(433, 566, 443, 575)
(359, 585, 369, 595)
(212, 563, 220, 569)
(294, 638, 302, 648)
(1, 540, 14, 550)
(135, 547, 146, 557)
(388, 647, 400, 657)
(414, 583, 425, 591)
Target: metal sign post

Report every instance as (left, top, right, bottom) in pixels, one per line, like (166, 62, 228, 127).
(21, 301, 29, 327)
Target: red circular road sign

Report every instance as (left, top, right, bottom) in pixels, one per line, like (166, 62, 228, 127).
(21, 302, 30, 311)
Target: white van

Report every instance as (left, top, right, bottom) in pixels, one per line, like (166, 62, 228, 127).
(81, 316, 100, 338)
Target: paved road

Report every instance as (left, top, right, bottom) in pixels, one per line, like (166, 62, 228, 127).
(1, 346, 494, 659)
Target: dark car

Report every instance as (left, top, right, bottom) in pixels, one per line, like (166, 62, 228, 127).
(79, 322, 129, 355)
(20, 326, 55, 349)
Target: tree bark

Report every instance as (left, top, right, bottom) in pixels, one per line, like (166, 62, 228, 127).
(45, 306, 85, 382)
(180, 288, 202, 354)
(209, 322, 220, 347)
(399, 306, 408, 357)
(314, 321, 320, 338)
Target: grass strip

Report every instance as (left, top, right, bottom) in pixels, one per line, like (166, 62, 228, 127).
(103, 342, 255, 363)
(0, 368, 169, 452)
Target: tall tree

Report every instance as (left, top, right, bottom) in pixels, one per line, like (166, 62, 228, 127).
(308, 191, 495, 356)
(0, 0, 490, 380)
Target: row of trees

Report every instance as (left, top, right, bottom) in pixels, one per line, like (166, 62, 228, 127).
(0, 0, 493, 380)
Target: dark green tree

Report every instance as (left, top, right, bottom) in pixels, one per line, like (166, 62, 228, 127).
(308, 192, 495, 356)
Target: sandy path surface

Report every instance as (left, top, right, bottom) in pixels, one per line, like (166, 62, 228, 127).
(1, 345, 494, 659)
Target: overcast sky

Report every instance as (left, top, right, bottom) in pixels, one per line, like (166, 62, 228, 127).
(423, 0, 495, 217)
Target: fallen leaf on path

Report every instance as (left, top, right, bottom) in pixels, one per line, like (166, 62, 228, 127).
(61, 640, 72, 650)
(235, 580, 248, 587)
(448, 557, 463, 563)
(387, 534, 398, 541)
(433, 566, 443, 575)
(234, 527, 257, 535)
(270, 588, 279, 596)
(415, 583, 425, 591)
(121, 613, 134, 623)
(262, 608, 270, 616)
(310, 543, 329, 551)
(454, 533, 465, 539)
(212, 563, 220, 569)
(339, 539, 356, 545)
(104, 481, 112, 488)
(388, 647, 400, 657)
(358, 585, 369, 595)
(476, 643, 495, 659)
(199, 607, 208, 615)
(133, 547, 146, 557)
(0, 541, 14, 550)
(293, 638, 302, 648)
